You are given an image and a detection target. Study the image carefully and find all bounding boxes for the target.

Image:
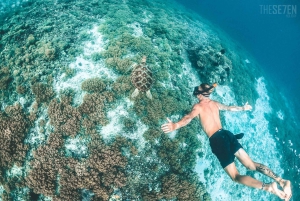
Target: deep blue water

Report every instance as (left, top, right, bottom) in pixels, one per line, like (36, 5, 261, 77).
(175, 0, 300, 120)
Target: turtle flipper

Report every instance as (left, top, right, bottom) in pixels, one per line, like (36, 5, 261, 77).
(126, 63, 136, 73)
(131, 88, 139, 98)
(146, 90, 152, 99)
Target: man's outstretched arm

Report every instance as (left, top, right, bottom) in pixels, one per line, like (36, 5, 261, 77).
(161, 104, 200, 133)
(217, 101, 252, 111)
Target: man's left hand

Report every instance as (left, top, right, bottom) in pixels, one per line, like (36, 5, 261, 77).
(244, 102, 252, 111)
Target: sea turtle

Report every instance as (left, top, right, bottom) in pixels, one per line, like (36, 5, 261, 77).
(131, 56, 153, 99)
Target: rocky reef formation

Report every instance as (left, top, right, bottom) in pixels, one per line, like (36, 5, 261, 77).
(187, 45, 232, 84)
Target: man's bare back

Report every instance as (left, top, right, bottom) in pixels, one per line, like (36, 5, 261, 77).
(197, 99, 222, 137)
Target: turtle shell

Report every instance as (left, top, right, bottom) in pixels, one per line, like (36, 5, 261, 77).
(131, 63, 153, 92)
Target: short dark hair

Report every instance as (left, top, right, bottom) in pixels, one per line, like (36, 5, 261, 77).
(193, 83, 215, 97)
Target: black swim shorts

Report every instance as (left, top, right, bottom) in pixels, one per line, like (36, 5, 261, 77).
(209, 129, 243, 168)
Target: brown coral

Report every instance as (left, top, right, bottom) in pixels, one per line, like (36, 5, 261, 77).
(81, 77, 107, 93)
(40, 43, 56, 60)
(0, 104, 30, 168)
(111, 75, 132, 96)
(31, 82, 55, 104)
(0, 66, 11, 90)
(16, 85, 26, 94)
(105, 57, 132, 73)
(25, 132, 65, 196)
(25, 130, 128, 200)
(58, 134, 127, 200)
(48, 97, 82, 137)
(141, 173, 205, 201)
(79, 93, 109, 126)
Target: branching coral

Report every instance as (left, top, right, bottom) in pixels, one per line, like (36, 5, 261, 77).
(39, 42, 57, 60)
(111, 75, 132, 97)
(26, 34, 36, 46)
(157, 137, 183, 173)
(87, 137, 127, 174)
(159, 174, 205, 201)
(27, 132, 104, 200)
(54, 134, 128, 201)
(122, 117, 137, 133)
(143, 127, 162, 143)
(133, 90, 187, 126)
(79, 93, 109, 126)
(16, 85, 26, 94)
(48, 96, 82, 137)
(25, 132, 65, 196)
(141, 173, 207, 201)
(105, 57, 132, 74)
(54, 159, 98, 201)
(81, 77, 107, 93)
(31, 82, 55, 104)
(0, 67, 11, 90)
(0, 104, 30, 168)
(25, 131, 128, 201)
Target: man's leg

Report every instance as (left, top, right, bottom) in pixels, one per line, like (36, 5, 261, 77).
(234, 148, 292, 200)
(255, 162, 291, 193)
(224, 162, 287, 199)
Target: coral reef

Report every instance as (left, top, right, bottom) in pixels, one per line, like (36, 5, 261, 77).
(158, 174, 202, 200)
(31, 82, 55, 104)
(0, 0, 104, 106)
(111, 75, 132, 98)
(187, 45, 232, 84)
(141, 173, 209, 201)
(25, 131, 128, 201)
(0, 104, 30, 169)
(0, 104, 31, 200)
(38, 42, 57, 60)
(79, 91, 114, 126)
(48, 96, 82, 137)
(81, 77, 107, 93)
(25, 132, 65, 196)
(143, 127, 162, 143)
(105, 56, 132, 74)
(122, 117, 137, 133)
(0, 67, 11, 90)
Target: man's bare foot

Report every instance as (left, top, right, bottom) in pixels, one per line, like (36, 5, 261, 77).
(279, 179, 292, 201)
(264, 182, 287, 200)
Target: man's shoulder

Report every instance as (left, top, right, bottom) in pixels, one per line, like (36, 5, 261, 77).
(207, 100, 221, 110)
(193, 103, 201, 109)
(210, 100, 221, 105)
(192, 103, 205, 113)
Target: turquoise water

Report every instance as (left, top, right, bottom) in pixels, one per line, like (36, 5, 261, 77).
(0, 0, 299, 200)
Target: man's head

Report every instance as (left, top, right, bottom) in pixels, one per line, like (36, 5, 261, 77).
(193, 83, 217, 98)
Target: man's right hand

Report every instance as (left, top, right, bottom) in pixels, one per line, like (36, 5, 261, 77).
(161, 118, 177, 133)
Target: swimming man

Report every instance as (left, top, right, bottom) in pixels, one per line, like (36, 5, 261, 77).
(161, 83, 292, 200)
